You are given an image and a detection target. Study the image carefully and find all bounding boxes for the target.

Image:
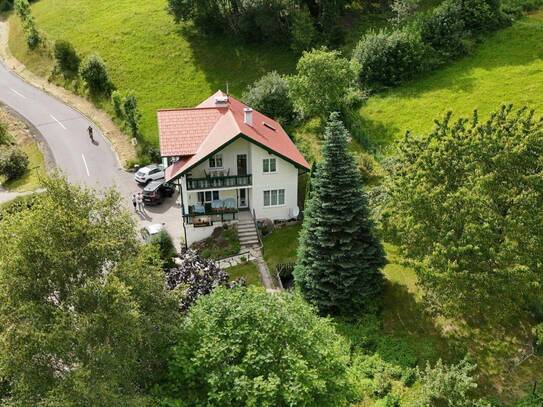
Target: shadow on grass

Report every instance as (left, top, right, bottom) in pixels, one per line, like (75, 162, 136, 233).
(178, 26, 297, 98)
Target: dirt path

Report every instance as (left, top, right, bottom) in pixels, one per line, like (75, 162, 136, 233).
(0, 20, 136, 167)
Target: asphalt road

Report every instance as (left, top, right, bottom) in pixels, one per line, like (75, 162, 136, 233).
(0, 61, 132, 193)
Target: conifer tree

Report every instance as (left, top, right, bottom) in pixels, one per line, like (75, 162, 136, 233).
(294, 112, 386, 315)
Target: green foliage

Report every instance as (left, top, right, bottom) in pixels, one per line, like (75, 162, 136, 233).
(383, 106, 543, 323)
(14, 0, 30, 20)
(0, 123, 13, 146)
(533, 323, 543, 353)
(389, 0, 420, 27)
(167, 0, 347, 46)
(243, 71, 294, 125)
(111, 90, 124, 118)
(192, 225, 240, 260)
(416, 359, 481, 406)
(458, 0, 509, 33)
(164, 287, 352, 406)
(420, 0, 467, 59)
(352, 28, 427, 88)
(53, 40, 80, 74)
(0, 176, 179, 404)
(15, 0, 41, 50)
(294, 113, 386, 315)
(0, 192, 38, 221)
(0, 145, 28, 180)
(150, 229, 177, 268)
(79, 54, 112, 95)
(123, 93, 141, 138)
(289, 48, 358, 119)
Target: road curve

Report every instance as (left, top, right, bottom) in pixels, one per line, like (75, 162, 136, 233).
(0, 60, 132, 193)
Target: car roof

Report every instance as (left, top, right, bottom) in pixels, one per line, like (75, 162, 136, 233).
(145, 224, 164, 234)
(144, 180, 164, 191)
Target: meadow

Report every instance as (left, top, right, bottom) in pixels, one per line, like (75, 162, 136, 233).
(360, 9, 543, 151)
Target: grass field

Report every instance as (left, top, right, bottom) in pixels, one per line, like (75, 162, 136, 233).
(360, 9, 543, 150)
(9, 0, 297, 145)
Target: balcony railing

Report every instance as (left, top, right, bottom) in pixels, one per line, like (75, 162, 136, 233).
(186, 174, 252, 191)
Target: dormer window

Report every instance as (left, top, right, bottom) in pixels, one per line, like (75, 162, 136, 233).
(209, 154, 223, 169)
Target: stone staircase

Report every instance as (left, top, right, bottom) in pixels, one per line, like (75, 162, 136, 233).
(238, 215, 260, 250)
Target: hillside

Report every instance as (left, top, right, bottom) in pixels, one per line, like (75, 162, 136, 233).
(9, 0, 297, 144)
(360, 9, 543, 150)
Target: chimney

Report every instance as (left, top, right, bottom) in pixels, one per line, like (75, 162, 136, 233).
(244, 108, 253, 126)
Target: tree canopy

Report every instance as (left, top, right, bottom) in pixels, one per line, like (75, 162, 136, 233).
(163, 287, 351, 406)
(294, 113, 386, 315)
(382, 105, 543, 323)
(0, 176, 179, 405)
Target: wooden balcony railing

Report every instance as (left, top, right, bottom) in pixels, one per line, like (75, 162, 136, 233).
(186, 174, 252, 191)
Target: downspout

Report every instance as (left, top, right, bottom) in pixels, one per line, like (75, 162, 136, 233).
(177, 177, 188, 250)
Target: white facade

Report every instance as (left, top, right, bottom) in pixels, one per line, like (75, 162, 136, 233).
(175, 138, 301, 246)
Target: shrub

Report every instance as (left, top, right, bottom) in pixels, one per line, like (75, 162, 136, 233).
(355, 151, 382, 184)
(149, 229, 176, 268)
(0, 123, 13, 146)
(14, 0, 30, 20)
(290, 7, 316, 54)
(25, 20, 41, 50)
(352, 28, 427, 88)
(53, 40, 80, 74)
(0, 192, 38, 221)
(0, 146, 28, 180)
(533, 323, 543, 354)
(421, 0, 467, 59)
(123, 93, 141, 137)
(111, 90, 124, 118)
(243, 71, 294, 125)
(80, 54, 111, 95)
(164, 288, 352, 406)
(289, 48, 358, 118)
(458, 0, 509, 33)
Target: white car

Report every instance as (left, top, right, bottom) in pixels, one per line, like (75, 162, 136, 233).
(140, 223, 165, 242)
(134, 164, 165, 184)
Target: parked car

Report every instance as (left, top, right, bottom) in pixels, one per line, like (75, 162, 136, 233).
(142, 180, 175, 205)
(140, 223, 165, 242)
(134, 164, 165, 184)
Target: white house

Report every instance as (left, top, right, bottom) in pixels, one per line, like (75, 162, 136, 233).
(158, 91, 310, 247)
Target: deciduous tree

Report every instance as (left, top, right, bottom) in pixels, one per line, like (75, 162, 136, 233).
(164, 287, 351, 406)
(0, 176, 179, 405)
(383, 105, 543, 323)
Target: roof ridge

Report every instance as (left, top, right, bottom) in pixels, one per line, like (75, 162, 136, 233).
(157, 106, 226, 113)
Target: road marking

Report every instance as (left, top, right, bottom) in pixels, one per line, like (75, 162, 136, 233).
(49, 114, 66, 130)
(10, 88, 26, 99)
(81, 154, 90, 177)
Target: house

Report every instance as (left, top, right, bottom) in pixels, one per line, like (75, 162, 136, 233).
(158, 91, 310, 247)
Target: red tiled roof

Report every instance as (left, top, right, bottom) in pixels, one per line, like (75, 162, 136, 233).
(159, 91, 310, 182)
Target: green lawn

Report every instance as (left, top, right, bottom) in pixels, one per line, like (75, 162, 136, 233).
(10, 0, 297, 145)
(263, 224, 301, 274)
(228, 262, 263, 287)
(360, 10, 543, 150)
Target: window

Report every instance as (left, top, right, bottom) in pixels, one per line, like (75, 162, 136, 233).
(198, 190, 220, 203)
(263, 158, 277, 173)
(263, 189, 285, 207)
(209, 154, 223, 168)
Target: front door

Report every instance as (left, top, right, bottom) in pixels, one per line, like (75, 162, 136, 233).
(238, 188, 248, 208)
(237, 154, 247, 176)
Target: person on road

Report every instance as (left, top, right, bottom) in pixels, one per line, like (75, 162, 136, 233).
(132, 193, 138, 212)
(88, 126, 94, 143)
(137, 192, 144, 213)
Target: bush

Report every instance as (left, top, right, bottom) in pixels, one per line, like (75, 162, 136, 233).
(0, 123, 13, 146)
(243, 71, 294, 125)
(0, 146, 28, 180)
(458, 0, 509, 33)
(149, 229, 176, 268)
(0, 192, 38, 221)
(164, 288, 352, 406)
(80, 54, 112, 95)
(289, 48, 358, 118)
(14, 0, 30, 20)
(421, 0, 467, 59)
(123, 93, 141, 137)
(111, 91, 124, 118)
(54, 40, 80, 74)
(290, 7, 316, 54)
(533, 323, 543, 354)
(352, 28, 427, 88)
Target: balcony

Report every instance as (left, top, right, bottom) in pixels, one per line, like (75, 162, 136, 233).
(186, 174, 252, 191)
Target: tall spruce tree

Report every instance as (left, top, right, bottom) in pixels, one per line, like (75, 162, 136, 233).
(294, 112, 386, 315)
